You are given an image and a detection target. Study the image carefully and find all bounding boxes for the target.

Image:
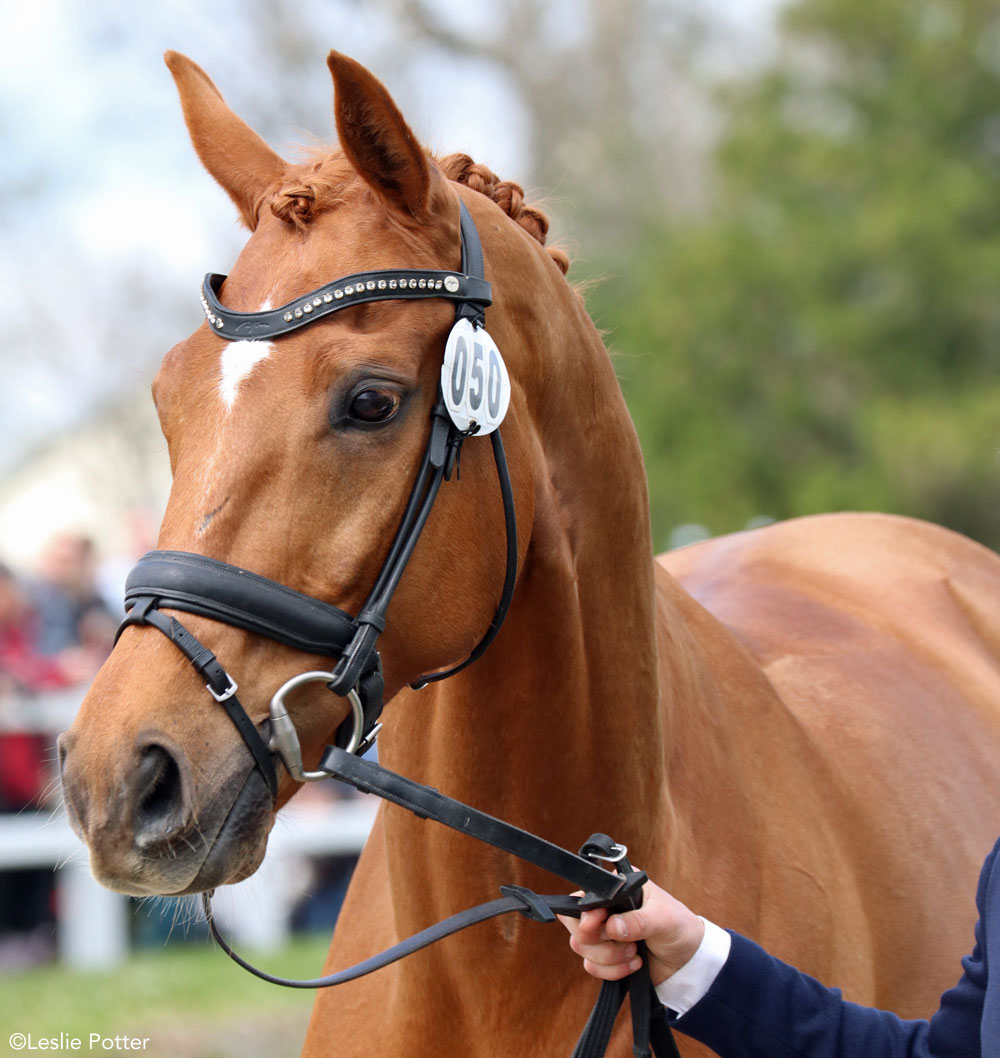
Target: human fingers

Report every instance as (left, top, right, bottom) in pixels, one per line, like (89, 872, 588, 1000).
(581, 952, 644, 982)
(602, 882, 704, 983)
(559, 905, 640, 981)
(568, 931, 638, 969)
(561, 882, 704, 986)
(557, 905, 610, 945)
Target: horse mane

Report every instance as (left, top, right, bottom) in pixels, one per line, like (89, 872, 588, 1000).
(265, 149, 570, 275)
(436, 153, 570, 276)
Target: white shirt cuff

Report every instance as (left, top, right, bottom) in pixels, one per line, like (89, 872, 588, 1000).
(653, 918, 731, 1016)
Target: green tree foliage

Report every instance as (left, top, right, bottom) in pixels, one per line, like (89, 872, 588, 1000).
(585, 0, 1000, 552)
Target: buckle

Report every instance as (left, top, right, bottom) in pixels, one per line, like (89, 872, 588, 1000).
(207, 673, 238, 702)
(579, 833, 629, 866)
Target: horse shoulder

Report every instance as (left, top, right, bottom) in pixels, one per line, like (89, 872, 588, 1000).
(657, 511, 1000, 806)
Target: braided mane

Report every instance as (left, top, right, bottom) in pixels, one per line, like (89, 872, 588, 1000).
(265, 149, 569, 276)
(438, 153, 570, 275)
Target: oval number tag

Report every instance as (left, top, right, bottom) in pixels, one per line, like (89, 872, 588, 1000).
(441, 319, 511, 434)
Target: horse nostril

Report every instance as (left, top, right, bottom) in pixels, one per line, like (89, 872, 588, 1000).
(134, 744, 189, 848)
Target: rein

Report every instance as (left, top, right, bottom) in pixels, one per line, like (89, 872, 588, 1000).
(121, 197, 679, 1057)
(203, 751, 680, 1058)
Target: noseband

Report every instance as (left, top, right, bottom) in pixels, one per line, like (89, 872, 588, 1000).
(118, 200, 517, 801)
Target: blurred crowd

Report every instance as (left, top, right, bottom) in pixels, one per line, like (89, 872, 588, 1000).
(0, 525, 363, 970)
(0, 531, 122, 969)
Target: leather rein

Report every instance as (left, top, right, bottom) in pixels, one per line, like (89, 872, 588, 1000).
(118, 199, 679, 1058)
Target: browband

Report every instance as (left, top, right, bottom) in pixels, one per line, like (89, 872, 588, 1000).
(200, 202, 491, 341)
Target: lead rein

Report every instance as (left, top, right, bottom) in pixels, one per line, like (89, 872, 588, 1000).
(202, 748, 642, 979)
(202, 731, 679, 1057)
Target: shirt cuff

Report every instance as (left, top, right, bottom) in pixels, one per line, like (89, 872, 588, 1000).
(653, 918, 732, 1016)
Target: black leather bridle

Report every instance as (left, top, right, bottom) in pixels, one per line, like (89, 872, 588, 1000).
(118, 200, 518, 801)
(120, 196, 679, 1058)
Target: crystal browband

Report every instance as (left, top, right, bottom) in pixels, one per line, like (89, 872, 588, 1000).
(200, 268, 493, 341)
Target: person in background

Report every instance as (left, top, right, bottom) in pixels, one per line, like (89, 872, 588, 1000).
(0, 563, 94, 698)
(28, 533, 116, 659)
(0, 558, 103, 970)
(561, 838, 998, 1057)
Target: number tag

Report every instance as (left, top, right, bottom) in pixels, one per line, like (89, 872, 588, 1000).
(441, 319, 511, 434)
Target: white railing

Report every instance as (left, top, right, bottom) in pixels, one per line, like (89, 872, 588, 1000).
(0, 688, 377, 969)
(0, 800, 377, 969)
(0, 685, 83, 733)
(0, 809, 129, 970)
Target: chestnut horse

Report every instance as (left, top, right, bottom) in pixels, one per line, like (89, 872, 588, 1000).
(60, 51, 1000, 1058)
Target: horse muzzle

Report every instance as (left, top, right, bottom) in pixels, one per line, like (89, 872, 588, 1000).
(58, 718, 273, 896)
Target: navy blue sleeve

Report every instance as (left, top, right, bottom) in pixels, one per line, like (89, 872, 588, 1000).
(671, 841, 996, 1058)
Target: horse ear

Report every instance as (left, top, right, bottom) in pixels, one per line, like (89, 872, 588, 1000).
(164, 51, 286, 230)
(327, 51, 440, 218)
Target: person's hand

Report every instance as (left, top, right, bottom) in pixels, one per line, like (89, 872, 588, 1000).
(559, 880, 705, 986)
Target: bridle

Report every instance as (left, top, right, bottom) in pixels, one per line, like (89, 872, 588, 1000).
(119, 196, 679, 1058)
(118, 199, 518, 801)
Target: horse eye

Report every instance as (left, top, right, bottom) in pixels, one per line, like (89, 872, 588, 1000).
(348, 388, 401, 424)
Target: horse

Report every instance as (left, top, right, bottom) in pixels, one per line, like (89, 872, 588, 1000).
(58, 49, 1000, 1058)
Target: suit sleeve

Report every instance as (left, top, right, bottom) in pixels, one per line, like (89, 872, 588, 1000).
(670, 842, 995, 1058)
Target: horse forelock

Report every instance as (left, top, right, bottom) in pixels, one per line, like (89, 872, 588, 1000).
(264, 149, 356, 229)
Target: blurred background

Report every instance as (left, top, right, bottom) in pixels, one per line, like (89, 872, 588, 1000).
(3, 0, 1000, 1053)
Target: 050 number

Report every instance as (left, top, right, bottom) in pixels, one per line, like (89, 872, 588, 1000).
(441, 319, 510, 434)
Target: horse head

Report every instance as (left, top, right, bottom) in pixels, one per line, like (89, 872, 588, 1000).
(57, 51, 583, 897)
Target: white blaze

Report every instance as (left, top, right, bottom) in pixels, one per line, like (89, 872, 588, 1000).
(197, 303, 278, 532)
(218, 340, 274, 410)
(217, 299, 276, 411)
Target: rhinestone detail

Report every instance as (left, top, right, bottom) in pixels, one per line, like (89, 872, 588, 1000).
(199, 289, 222, 329)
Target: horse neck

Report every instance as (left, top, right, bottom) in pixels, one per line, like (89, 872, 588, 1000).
(358, 237, 796, 991)
(379, 279, 677, 913)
